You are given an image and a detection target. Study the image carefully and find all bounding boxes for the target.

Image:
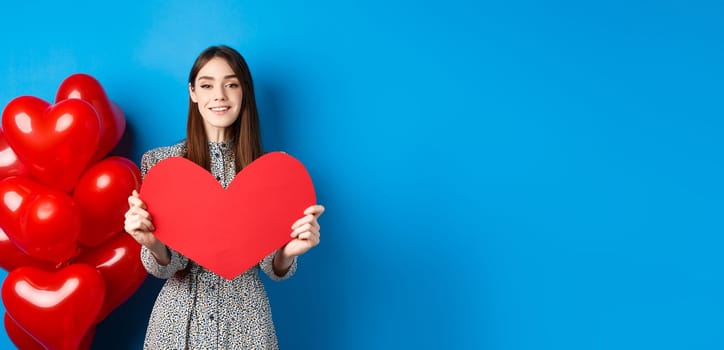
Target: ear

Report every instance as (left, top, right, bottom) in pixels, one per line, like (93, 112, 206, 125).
(189, 83, 198, 103)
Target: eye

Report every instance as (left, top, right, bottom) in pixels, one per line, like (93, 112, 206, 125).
(225, 82, 240, 88)
(199, 84, 212, 89)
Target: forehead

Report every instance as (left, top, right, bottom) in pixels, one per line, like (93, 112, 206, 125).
(196, 57, 236, 80)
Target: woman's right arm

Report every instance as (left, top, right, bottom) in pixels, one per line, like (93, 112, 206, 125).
(124, 150, 189, 278)
(126, 189, 191, 278)
(125, 190, 169, 265)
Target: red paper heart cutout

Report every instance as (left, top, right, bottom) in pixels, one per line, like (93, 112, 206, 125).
(77, 233, 147, 322)
(1, 96, 101, 192)
(56, 73, 126, 163)
(140, 152, 316, 280)
(1, 264, 105, 350)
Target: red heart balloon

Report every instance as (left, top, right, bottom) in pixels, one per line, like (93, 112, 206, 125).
(1, 264, 105, 350)
(3, 313, 96, 350)
(77, 233, 147, 322)
(140, 152, 316, 280)
(73, 156, 141, 247)
(78, 325, 96, 350)
(4, 312, 45, 350)
(2, 96, 101, 192)
(0, 130, 30, 181)
(56, 73, 126, 163)
(4, 312, 96, 350)
(0, 176, 81, 264)
(0, 227, 54, 272)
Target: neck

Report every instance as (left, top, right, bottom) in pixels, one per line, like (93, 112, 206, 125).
(206, 129, 227, 142)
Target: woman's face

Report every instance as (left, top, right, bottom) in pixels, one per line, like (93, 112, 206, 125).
(189, 57, 243, 141)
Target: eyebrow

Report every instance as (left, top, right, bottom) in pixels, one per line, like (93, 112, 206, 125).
(197, 74, 238, 81)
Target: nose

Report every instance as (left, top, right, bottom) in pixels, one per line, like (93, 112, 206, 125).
(213, 85, 226, 101)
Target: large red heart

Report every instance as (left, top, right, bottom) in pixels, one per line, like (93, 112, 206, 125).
(73, 156, 142, 247)
(140, 152, 316, 280)
(0, 176, 81, 265)
(77, 233, 147, 322)
(1, 264, 105, 350)
(1, 96, 101, 192)
(56, 73, 126, 163)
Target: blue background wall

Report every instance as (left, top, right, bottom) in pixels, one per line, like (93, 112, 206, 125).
(1, 1, 722, 349)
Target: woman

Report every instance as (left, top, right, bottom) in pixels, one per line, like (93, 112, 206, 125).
(124, 45, 324, 349)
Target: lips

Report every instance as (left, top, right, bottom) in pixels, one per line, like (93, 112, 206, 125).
(209, 106, 230, 112)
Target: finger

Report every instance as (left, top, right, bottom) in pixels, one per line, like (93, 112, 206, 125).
(290, 223, 314, 237)
(130, 207, 152, 220)
(124, 219, 144, 234)
(139, 218, 155, 232)
(291, 229, 320, 242)
(126, 216, 155, 233)
(126, 207, 151, 219)
(296, 232, 320, 246)
(291, 215, 314, 230)
(296, 231, 318, 240)
(304, 204, 325, 216)
(128, 194, 147, 210)
(141, 218, 156, 232)
(309, 218, 320, 231)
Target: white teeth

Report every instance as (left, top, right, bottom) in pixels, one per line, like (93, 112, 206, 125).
(211, 107, 229, 111)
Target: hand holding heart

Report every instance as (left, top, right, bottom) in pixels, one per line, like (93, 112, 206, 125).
(124, 190, 167, 264)
(282, 204, 325, 257)
(124, 191, 156, 244)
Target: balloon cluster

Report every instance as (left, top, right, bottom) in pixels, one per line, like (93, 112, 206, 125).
(0, 74, 146, 350)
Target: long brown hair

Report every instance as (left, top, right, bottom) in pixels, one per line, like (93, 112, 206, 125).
(186, 45, 262, 172)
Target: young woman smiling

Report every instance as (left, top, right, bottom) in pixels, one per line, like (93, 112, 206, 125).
(124, 45, 324, 349)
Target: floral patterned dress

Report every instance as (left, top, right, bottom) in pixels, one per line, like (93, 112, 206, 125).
(139, 141, 296, 350)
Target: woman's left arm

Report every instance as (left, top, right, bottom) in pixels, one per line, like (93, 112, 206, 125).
(272, 204, 325, 276)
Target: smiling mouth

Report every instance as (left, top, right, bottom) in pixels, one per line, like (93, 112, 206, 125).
(210, 106, 230, 112)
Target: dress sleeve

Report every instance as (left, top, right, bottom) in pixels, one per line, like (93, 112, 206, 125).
(140, 245, 189, 279)
(259, 251, 297, 281)
(140, 150, 154, 178)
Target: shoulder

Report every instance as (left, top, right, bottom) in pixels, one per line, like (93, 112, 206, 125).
(140, 141, 187, 176)
(142, 141, 186, 162)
